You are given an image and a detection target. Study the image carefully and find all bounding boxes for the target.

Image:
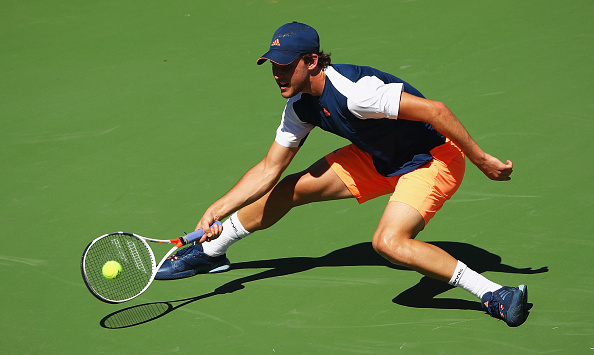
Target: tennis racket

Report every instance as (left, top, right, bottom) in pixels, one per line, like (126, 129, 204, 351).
(80, 221, 221, 304)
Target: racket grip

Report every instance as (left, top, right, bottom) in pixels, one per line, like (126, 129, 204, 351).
(179, 221, 222, 246)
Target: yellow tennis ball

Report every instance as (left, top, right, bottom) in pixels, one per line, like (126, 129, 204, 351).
(102, 261, 122, 280)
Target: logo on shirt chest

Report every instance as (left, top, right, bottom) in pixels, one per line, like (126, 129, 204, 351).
(322, 108, 331, 117)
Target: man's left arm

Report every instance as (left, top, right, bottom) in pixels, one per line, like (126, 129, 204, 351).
(397, 92, 513, 181)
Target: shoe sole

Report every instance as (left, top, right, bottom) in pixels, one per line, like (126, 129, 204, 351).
(186, 261, 231, 277)
(155, 261, 231, 280)
(208, 264, 231, 273)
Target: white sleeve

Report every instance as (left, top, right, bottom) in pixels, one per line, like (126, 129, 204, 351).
(347, 76, 404, 120)
(274, 96, 315, 148)
(324, 66, 404, 120)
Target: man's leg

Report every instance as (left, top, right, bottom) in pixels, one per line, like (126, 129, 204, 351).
(371, 201, 457, 282)
(159, 156, 354, 279)
(202, 157, 354, 256)
(371, 201, 503, 292)
(371, 201, 528, 326)
(240, 157, 354, 232)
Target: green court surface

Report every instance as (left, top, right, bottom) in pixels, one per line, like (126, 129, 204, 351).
(2, 0, 592, 353)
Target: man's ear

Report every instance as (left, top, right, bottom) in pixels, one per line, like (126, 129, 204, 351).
(307, 54, 319, 70)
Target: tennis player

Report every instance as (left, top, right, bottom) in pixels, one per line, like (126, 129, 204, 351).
(157, 22, 528, 326)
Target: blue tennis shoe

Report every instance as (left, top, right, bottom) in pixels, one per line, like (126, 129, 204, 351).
(481, 285, 528, 327)
(155, 243, 230, 280)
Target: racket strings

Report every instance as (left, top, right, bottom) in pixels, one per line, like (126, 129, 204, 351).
(83, 233, 154, 302)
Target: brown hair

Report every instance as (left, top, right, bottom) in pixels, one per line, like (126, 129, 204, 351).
(303, 51, 332, 69)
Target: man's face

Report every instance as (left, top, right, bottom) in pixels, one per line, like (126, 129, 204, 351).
(271, 57, 309, 98)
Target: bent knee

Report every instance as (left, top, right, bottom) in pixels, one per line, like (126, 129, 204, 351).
(372, 234, 415, 266)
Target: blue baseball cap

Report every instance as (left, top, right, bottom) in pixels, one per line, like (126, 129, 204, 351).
(257, 22, 320, 65)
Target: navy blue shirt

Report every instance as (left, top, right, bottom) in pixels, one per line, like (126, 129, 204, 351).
(275, 64, 445, 176)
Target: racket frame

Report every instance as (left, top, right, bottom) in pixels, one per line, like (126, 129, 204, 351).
(81, 222, 220, 303)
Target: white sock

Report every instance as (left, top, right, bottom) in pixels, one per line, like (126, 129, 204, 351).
(201, 212, 250, 257)
(448, 260, 502, 299)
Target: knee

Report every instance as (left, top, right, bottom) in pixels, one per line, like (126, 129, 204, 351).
(372, 233, 414, 266)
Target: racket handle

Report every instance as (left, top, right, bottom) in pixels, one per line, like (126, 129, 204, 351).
(178, 221, 222, 246)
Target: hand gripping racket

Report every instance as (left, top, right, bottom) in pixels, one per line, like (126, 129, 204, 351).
(80, 222, 221, 304)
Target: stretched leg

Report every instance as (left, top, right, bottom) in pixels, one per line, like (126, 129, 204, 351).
(161, 156, 355, 278)
(202, 157, 353, 257)
(238, 157, 354, 232)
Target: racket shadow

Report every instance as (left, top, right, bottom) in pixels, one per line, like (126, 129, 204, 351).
(99, 241, 548, 329)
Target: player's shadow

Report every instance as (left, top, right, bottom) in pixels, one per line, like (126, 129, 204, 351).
(100, 242, 548, 328)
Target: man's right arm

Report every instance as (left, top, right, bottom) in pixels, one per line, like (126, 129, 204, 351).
(196, 141, 299, 239)
(397, 92, 513, 181)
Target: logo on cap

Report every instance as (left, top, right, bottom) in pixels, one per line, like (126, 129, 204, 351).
(271, 39, 280, 47)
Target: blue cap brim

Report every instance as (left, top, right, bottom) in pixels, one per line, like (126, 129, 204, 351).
(257, 49, 301, 65)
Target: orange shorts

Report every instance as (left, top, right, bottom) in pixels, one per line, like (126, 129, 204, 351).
(325, 140, 466, 225)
